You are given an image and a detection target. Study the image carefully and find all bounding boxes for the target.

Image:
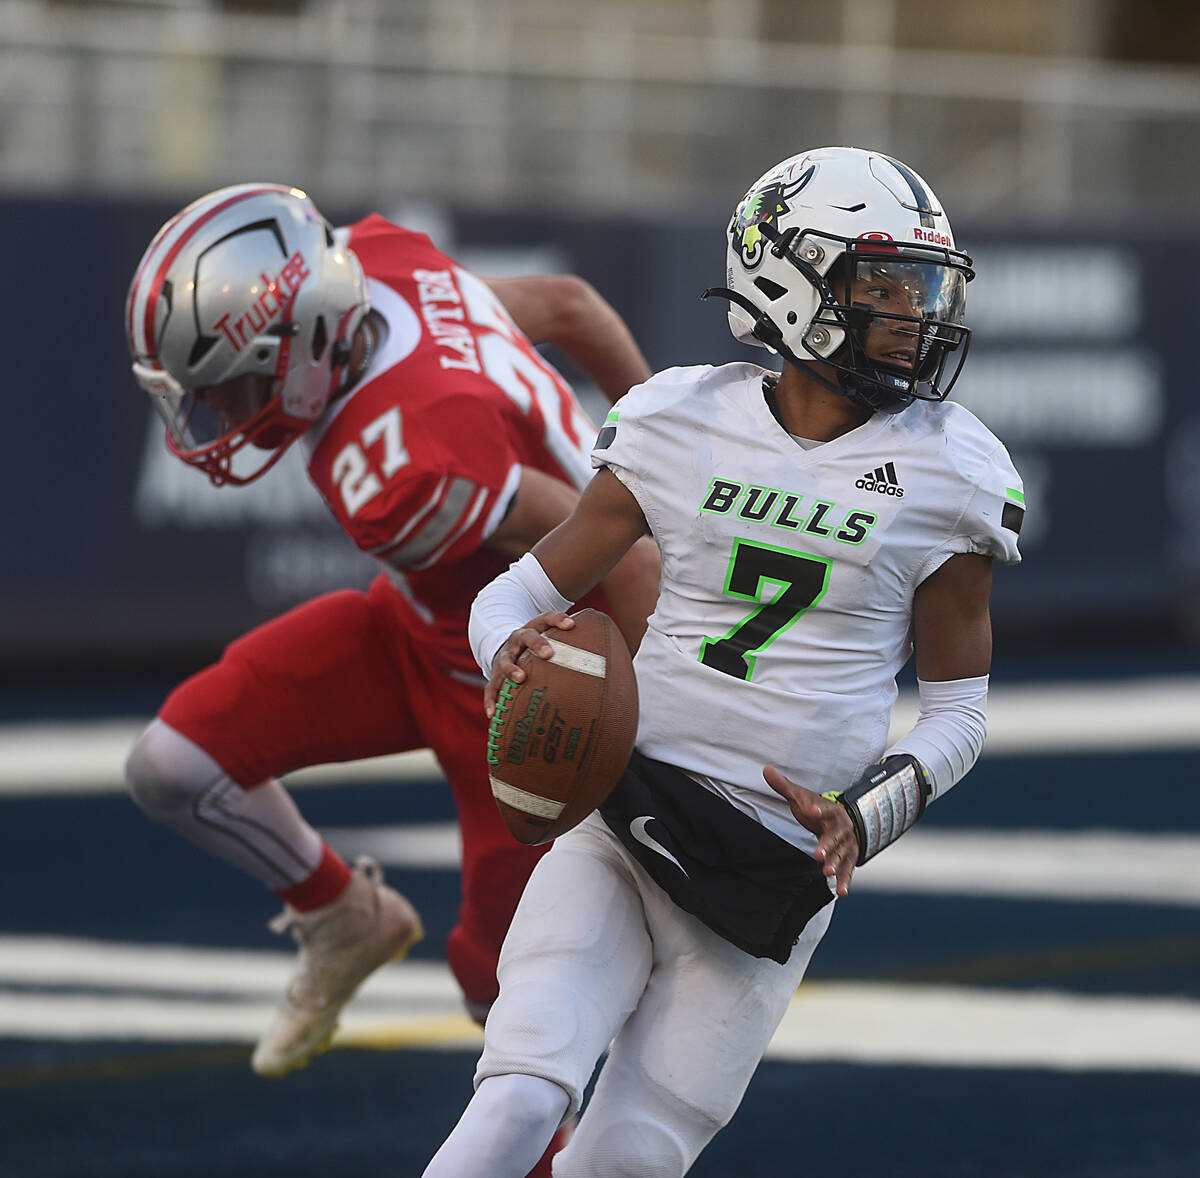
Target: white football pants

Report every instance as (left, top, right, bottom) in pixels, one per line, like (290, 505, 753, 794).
(430, 813, 833, 1178)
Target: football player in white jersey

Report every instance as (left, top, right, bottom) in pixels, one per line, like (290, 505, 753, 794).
(427, 146, 1024, 1178)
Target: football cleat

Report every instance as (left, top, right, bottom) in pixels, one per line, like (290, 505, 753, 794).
(251, 856, 423, 1077)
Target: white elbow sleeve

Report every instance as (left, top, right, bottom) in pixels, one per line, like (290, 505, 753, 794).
(886, 675, 989, 801)
(468, 552, 575, 676)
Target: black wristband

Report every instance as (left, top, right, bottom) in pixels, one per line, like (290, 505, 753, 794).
(828, 754, 931, 865)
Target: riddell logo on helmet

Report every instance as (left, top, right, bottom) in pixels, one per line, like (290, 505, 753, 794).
(858, 231, 899, 254)
(212, 250, 311, 352)
(912, 227, 953, 246)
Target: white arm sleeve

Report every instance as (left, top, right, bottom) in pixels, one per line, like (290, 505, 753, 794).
(886, 675, 989, 801)
(468, 552, 575, 676)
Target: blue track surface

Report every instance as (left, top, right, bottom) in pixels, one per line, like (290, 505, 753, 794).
(4, 1046, 1199, 1178)
(2, 714, 1198, 1176)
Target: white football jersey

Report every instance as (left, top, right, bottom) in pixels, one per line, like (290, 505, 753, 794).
(592, 362, 1023, 852)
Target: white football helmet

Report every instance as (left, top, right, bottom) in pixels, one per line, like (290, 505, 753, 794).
(126, 183, 369, 485)
(705, 146, 975, 414)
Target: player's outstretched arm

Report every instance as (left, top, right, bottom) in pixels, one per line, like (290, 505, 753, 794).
(485, 275, 652, 403)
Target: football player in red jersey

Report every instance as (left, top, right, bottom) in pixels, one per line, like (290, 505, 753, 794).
(123, 184, 658, 1153)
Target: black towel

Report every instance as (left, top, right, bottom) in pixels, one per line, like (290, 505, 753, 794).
(599, 751, 834, 964)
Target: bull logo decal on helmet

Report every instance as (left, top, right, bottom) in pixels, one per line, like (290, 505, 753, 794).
(731, 164, 816, 269)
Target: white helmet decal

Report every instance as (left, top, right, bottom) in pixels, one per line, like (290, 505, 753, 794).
(731, 162, 816, 269)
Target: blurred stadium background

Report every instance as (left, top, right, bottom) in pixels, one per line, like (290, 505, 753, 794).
(1, 2, 1198, 1175)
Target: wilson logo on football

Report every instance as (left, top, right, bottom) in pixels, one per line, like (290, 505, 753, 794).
(504, 687, 548, 766)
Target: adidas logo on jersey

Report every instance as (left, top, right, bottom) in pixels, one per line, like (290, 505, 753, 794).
(856, 462, 904, 498)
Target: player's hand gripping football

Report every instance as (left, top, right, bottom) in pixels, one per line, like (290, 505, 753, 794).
(763, 766, 860, 897)
(484, 611, 576, 718)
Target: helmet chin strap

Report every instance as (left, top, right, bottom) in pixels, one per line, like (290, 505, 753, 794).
(700, 286, 803, 367)
(702, 285, 921, 413)
(696, 285, 873, 400)
(837, 365, 915, 414)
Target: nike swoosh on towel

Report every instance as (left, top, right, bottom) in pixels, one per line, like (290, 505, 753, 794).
(630, 816, 689, 877)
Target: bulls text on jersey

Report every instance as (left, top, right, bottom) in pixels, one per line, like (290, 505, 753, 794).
(701, 478, 878, 546)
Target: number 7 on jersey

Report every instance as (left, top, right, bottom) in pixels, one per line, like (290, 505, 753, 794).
(699, 540, 831, 681)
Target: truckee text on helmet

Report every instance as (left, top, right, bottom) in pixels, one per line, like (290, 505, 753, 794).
(212, 251, 311, 353)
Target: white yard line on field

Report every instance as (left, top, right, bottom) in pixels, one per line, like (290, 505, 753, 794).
(0, 935, 1197, 1074)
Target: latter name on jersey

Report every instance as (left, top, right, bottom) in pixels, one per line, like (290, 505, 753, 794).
(303, 228, 598, 622)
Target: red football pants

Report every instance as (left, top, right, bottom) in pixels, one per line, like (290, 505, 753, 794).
(159, 574, 548, 1009)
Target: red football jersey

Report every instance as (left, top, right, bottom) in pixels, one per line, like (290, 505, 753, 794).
(302, 215, 603, 661)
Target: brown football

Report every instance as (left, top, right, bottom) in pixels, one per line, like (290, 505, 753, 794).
(486, 608, 638, 846)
